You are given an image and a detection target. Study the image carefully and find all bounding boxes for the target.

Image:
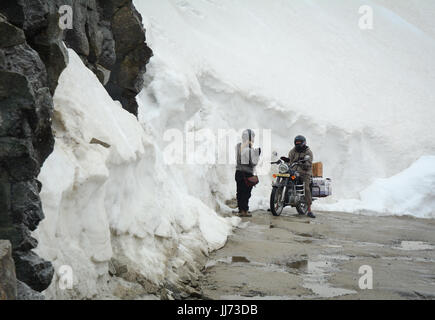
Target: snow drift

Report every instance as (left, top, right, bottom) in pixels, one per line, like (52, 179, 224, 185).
(133, 0, 435, 215)
(319, 156, 435, 218)
(34, 50, 237, 299)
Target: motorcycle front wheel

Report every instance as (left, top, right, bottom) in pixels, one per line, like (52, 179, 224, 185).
(270, 186, 285, 216)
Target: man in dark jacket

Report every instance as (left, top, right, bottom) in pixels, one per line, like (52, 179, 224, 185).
(235, 129, 261, 217)
(288, 135, 316, 218)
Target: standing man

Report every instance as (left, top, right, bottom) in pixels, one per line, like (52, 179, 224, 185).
(288, 135, 315, 218)
(235, 129, 261, 217)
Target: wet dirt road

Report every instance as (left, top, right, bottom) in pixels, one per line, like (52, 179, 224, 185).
(198, 210, 435, 300)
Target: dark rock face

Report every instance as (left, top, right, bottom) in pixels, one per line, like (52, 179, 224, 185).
(1, 0, 152, 113)
(0, 240, 17, 300)
(13, 250, 54, 292)
(0, 0, 151, 295)
(0, 3, 62, 292)
(55, 0, 153, 116)
(16, 279, 44, 300)
(108, 3, 152, 115)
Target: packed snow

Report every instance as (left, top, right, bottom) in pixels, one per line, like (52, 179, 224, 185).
(34, 0, 435, 299)
(134, 0, 435, 216)
(318, 156, 435, 218)
(35, 50, 238, 299)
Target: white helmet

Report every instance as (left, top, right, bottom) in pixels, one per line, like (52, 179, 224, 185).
(242, 129, 255, 142)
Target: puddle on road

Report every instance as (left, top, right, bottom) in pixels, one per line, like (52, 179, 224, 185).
(296, 239, 313, 244)
(302, 259, 357, 298)
(211, 254, 357, 299)
(271, 253, 356, 298)
(393, 241, 434, 251)
(296, 233, 313, 238)
(295, 232, 325, 240)
(286, 259, 308, 271)
(290, 254, 357, 298)
(205, 256, 252, 269)
(204, 256, 231, 269)
(232, 256, 251, 263)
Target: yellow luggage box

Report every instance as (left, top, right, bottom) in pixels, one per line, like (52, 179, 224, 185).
(312, 162, 323, 177)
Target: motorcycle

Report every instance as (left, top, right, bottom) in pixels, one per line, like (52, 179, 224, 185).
(269, 156, 312, 216)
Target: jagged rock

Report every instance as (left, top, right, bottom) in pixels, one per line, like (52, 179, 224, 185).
(0, 70, 35, 110)
(13, 250, 54, 292)
(2, 44, 48, 93)
(0, 137, 40, 179)
(28, 13, 69, 94)
(90, 138, 111, 149)
(112, 5, 145, 59)
(0, 15, 25, 48)
(109, 258, 128, 276)
(0, 240, 17, 300)
(0, 10, 58, 293)
(95, 64, 111, 86)
(120, 268, 159, 295)
(0, 0, 152, 296)
(0, 1, 25, 28)
(16, 280, 44, 300)
(63, 1, 93, 57)
(11, 181, 44, 232)
(56, 0, 153, 116)
(108, 2, 152, 115)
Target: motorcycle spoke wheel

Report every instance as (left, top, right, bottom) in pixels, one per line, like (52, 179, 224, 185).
(270, 187, 284, 216)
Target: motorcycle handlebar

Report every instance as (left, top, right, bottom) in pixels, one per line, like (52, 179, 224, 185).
(270, 159, 304, 166)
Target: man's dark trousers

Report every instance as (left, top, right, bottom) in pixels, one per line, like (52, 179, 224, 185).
(235, 170, 253, 212)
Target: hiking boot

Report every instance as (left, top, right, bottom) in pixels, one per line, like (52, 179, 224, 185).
(239, 211, 252, 217)
(307, 212, 316, 219)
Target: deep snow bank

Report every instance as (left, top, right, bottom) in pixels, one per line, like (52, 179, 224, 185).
(134, 0, 435, 216)
(318, 156, 435, 219)
(34, 50, 237, 299)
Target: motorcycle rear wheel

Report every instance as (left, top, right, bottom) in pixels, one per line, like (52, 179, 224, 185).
(270, 186, 285, 216)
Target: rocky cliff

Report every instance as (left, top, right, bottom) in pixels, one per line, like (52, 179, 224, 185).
(55, 0, 153, 116)
(0, 0, 152, 296)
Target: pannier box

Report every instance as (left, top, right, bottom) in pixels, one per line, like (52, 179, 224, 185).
(311, 177, 332, 198)
(312, 162, 323, 177)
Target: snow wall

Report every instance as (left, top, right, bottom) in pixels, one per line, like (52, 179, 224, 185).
(133, 0, 435, 215)
(35, 0, 435, 298)
(34, 50, 238, 299)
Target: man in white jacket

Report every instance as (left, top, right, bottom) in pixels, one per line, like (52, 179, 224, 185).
(235, 129, 261, 217)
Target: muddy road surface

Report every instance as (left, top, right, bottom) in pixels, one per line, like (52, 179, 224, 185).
(198, 210, 435, 300)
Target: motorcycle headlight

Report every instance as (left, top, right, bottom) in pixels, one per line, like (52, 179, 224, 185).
(279, 163, 289, 174)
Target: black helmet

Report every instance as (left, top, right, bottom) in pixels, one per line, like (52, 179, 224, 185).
(294, 135, 307, 152)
